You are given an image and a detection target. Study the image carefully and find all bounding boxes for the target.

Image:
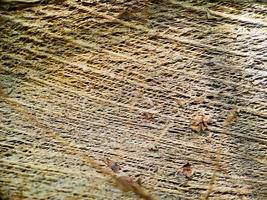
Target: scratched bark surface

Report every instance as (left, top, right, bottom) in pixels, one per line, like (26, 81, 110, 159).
(0, 0, 267, 199)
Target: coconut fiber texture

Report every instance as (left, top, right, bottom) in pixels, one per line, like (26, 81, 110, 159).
(0, 0, 267, 199)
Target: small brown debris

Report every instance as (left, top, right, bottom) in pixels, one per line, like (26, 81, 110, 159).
(175, 99, 186, 108)
(142, 112, 154, 121)
(137, 177, 142, 186)
(190, 112, 211, 132)
(224, 108, 238, 127)
(148, 144, 159, 152)
(104, 158, 121, 173)
(181, 163, 194, 178)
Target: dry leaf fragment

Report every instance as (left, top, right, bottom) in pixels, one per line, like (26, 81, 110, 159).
(181, 163, 194, 178)
(104, 158, 121, 173)
(142, 112, 154, 121)
(190, 112, 211, 132)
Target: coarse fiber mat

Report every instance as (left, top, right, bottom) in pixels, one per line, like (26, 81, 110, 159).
(0, 0, 267, 199)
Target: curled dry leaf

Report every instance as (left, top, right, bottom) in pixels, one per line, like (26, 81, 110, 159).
(142, 112, 154, 121)
(190, 112, 211, 132)
(104, 158, 121, 173)
(181, 163, 194, 178)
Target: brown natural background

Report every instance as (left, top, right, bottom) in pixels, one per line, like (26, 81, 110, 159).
(0, 0, 266, 199)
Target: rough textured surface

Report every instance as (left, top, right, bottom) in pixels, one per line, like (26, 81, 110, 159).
(0, 0, 267, 199)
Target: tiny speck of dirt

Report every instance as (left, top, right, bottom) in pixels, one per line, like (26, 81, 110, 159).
(180, 163, 194, 178)
(104, 158, 122, 173)
(142, 112, 155, 121)
(148, 144, 159, 152)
